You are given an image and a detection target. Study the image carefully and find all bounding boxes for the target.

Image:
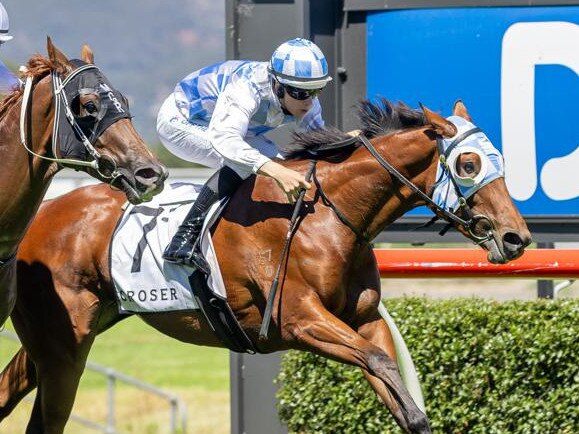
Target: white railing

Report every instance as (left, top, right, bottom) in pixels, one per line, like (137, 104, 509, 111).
(0, 329, 188, 434)
(47, 167, 214, 200)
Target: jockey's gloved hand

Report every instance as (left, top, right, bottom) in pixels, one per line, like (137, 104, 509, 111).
(258, 160, 311, 204)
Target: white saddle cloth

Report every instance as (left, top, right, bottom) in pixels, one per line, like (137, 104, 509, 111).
(110, 182, 227, 313)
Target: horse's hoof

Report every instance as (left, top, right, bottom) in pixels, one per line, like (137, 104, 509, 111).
(409, 413, 431, 434)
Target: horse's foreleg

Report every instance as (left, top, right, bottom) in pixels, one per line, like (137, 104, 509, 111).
(283, 295, 429, 434)
(357, 316, 430, 433)
(11, 285, 101, 434)
(25, 335, 96, 434)
(0, 347, 37, 420)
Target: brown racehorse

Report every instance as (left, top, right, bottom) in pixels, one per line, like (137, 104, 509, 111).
(0, 100, 530, 433)
(0, 38, 167, 326)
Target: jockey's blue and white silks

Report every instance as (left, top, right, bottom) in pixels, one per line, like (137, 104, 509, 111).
(0, 61, 17, 94)
(431, 116, 505, 212)
(165, 60, 324, 174)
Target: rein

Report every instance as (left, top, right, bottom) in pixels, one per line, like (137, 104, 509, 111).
(19, 65, 122, 181)
(358, 134, 471, 227)
(312, 165, 369, 243)
(360, 131, 495, 244)
(260, 160, 317, 339)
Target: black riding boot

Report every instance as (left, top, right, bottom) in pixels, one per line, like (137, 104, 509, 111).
(162, 166, 242, 273)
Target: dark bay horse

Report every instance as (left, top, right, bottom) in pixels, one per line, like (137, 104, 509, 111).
(0, 100, 530, 433)
(0, 38, 167, 325)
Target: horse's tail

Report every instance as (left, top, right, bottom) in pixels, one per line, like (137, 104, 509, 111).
(378, 303, 426, 414)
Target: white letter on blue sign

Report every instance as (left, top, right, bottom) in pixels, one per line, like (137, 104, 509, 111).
(501, 21, 579, 201)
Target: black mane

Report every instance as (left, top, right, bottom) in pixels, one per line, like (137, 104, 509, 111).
(358, 98, 426, 139)
(284, 98, 426, 159)
(285, 126, 351, 159)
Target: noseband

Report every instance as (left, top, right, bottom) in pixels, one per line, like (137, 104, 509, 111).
(19, 64, 124, 182)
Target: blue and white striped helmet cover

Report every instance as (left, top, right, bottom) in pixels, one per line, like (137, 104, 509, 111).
(269, 38, 330, 88)
(431, 116, 505, 212)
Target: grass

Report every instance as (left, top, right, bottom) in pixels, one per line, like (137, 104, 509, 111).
(0, 316, 230, 434)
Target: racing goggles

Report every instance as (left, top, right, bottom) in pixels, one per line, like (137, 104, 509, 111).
(284, 84, 322, 100)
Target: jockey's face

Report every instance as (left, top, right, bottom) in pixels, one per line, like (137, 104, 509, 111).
(280, 87, 315, 120)
(274, 80, 322, 120)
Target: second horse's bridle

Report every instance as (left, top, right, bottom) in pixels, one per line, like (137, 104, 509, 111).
(19, 63, 123, 181)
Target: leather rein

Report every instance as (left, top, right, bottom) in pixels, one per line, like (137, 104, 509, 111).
(260, 129, 496, 338)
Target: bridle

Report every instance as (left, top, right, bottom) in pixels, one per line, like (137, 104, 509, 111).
(310, 128, 497, 245)
(19, 63, 123, 181)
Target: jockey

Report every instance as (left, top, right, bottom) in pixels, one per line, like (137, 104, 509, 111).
(157, 37, 332, 273)
(0, 1, 18, 94)
(0, 2, 12, 45)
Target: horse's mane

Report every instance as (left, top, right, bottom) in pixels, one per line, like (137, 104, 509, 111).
(0, 54, 62, 120)
(285, 98, 427, 159)
(357, 97, 426, 139)
(286, 126, 351, 159)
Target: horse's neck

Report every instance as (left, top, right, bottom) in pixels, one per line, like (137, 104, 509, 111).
(0, 84, 58, 258)
(316, 130, 436, 240)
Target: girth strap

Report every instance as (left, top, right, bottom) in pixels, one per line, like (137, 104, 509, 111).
(189, 270, 258, 354)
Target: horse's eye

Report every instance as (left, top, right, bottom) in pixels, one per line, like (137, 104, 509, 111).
(84, 101, 98, 115)
(464, 162, 476, 174)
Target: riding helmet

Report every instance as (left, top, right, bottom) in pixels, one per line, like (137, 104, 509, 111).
(269, 38, 332, 90)
(0, 2, 12, 43)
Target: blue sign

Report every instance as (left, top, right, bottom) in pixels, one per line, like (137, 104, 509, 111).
(367, 7, 579, 217)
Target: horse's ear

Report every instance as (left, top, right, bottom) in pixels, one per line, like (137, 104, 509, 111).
(81, 44, 94, 64)
(46, 36, 70, 70)
(420, 103, 457, 138)
(453, 100, 472, 122)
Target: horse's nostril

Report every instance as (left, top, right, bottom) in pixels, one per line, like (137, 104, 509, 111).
(503, 232, 522, 245)
(136, 167, 159, 180)
(134, 165, 167, 188)
(502, 231, 525, 258)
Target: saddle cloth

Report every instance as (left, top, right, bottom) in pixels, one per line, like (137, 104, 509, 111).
(110, 182, 228, 313)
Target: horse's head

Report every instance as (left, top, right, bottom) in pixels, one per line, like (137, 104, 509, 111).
(421, 101, 531, 263)
(42, 37, 167, 203)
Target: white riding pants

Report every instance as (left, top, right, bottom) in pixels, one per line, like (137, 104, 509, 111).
(156, 96, 281, 179)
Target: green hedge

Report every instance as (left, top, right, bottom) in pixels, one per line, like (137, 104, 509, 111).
(276, 298, 578, 433)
